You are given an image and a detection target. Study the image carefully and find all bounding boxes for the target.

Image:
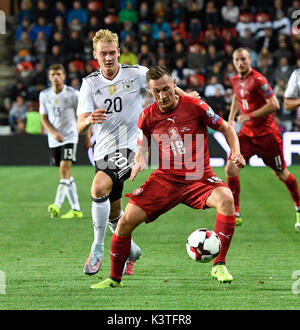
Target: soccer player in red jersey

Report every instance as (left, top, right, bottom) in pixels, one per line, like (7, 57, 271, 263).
(90, 65, 245, 288)
(226, 48, 300, 230)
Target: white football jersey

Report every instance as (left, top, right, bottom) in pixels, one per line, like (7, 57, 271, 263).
(285, 69, 300, 98)
(77, 64, 148, 161)
(39, 85, 79, 148)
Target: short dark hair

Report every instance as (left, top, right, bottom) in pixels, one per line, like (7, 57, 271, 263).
(146, 65, 172, 82)
(48, 63, 66, 74)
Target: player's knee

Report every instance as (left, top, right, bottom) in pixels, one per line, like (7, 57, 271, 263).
(217, 192, 235, 214)
(91, 182, 111, 198)
(274, 169, 289, 182)
(116, 213, 134, 236)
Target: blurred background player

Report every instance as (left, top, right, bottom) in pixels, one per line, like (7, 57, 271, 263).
(225, 48, 300, 230)
(40, 63, 83, 220)
(77, 29, 199, 276)
(284, 68, 300, 111)
(90, 65, 245, 289)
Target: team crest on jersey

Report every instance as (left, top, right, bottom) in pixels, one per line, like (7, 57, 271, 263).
(55, 98, 60, 105)
(108, 84, 117, 95)
(132, 187, 143, 196)
(206, 106, 215, 118)
(168, 127, 179, 139)
(122, 79, 134, 91)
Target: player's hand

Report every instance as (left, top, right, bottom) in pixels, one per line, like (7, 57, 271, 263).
(90, 109, 107, 124)
(231, 153, 246, 168)
(54, 132, 63, 142)
(187, 91, 201, 99)
(237, 114, 250, 124)
(130, 161, 147, 181)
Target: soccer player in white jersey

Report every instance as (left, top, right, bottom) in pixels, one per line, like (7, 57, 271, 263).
(284, 69, 300, 111)
(77, 29, 199, 276)
(40, 63, 83, 220)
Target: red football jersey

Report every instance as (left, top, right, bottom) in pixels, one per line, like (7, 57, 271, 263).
(230, 69, 278, 137)
(137, 96, 223, 181)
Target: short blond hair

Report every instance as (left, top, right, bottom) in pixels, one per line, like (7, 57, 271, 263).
(93, 29, 119, 50)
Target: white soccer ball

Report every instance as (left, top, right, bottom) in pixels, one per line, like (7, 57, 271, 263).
(186, 228, 221, 263)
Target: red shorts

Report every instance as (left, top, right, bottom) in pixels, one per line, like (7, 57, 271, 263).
(125, 170, 227, 223)
(232, 130, 286, 171)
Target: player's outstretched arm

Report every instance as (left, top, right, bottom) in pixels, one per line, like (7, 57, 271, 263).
(130, 145, 149, 182)
(218, 120, 245, 168)
(284, 97, 300, 111)
(77, 109, 107, 133)
(41, 114, 63, 142)
(228, 94, 239, 127)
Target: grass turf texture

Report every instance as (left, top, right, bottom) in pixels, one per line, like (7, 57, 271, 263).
(0, 165, 300, 310)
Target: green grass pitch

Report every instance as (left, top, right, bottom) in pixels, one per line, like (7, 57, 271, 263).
(0, 165, 300, 310)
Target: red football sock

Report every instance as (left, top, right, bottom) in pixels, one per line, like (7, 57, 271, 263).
(109, 233, 131, 282)
(227, 176, 240, 213)
(283, 174, 300, 208)
(214, 213, 236, 265)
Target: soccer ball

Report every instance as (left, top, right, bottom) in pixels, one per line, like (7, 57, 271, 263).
(186, 228, 221, 263)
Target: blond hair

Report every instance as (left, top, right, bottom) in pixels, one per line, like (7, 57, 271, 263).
(48, 63, 65, 74)
(93, 29, 119, 50)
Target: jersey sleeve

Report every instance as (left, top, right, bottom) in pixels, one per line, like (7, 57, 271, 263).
(254, 74, 274, 99)
(197, 100, 223, 130)
(76, 78, 94, 115)
(38, 91, 48, 115)
(138, 65, 149, 92)
(137, 108, 151, 148)
(284, 70, 299, 98)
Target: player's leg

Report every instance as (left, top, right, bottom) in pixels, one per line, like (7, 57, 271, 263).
(206, 186, 236, 283)
(273, 168, 300, 231)
(90, 203, 147, 289)
(83, 170, 112, 275)
(108, 198, 142, 276)
(225, 159, 242, 225)
(48, 147, 66, 218)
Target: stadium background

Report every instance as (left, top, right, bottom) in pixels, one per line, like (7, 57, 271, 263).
(0, 0, 299, 164)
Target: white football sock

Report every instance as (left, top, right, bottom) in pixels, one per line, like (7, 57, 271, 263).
(54, 179, 69, 208)
(91, 195, 111, 258)
(66, 176, 81, 211)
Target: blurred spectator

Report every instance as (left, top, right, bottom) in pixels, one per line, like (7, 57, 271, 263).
(204, 76, 225, 98)
(120, 0, 137, 9)
(119, 45, 138, 65)
(171, 58, 194, 89)
(274, 57, 293, 83)
(206, 87, 227, 119)
(272, 36, 293, 66)
(257, 54, 275, 86)
(8, 95, 28, 133)
(152, 16, 172, 40)
(255, 13, 272, 40)
(52, 1, 67, 21)
(137, 44, 156, 67)
(21, 101, 42, 135)
(32, 0, 49, 21)
(14, 31, 34, 64)
(47, 45, 66, 66)
(29, 17, 52, 41)
(186, 1, 203, 42)
(237, 28, 255, 49)
(120, 22, 136, 42)
(65, 31, 84, 57)
(71, 78, 81, 91)
(169, 1, 186, 24)
(221, 0, 240, 27)
(255, 27, 276, 53)
(172, 42, 187, 65)
(28, 62, 47, 97)
(17, 0, 33, 25)
(68, 18, 84, 36)
(83, 31, 95, 61)
(204, 44, 222, 73)
(118, 0, 138, 24)
(52, 15, 68, 39)
(87, 15, 101, 33)
(187, 44, 206, 74)
(9, 81, 29, 100)
(235, 12, 256, 37)
(67, 0, 88, 25)
(205, 1, 219, 27)
(223, 62, 236, 88)
(33, 31, 48, 59)
(273, 10, 291, 37)
(15, 17, 32, 41)
(206, 62, 224, 84)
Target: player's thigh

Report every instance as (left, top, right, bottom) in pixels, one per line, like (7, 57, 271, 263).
(91, 170, 113, 197)
(116, 203, 147, 237)
(256, 133, 286, 172)
(126, 172, 181, 223)
(206, 186, 234, 215)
